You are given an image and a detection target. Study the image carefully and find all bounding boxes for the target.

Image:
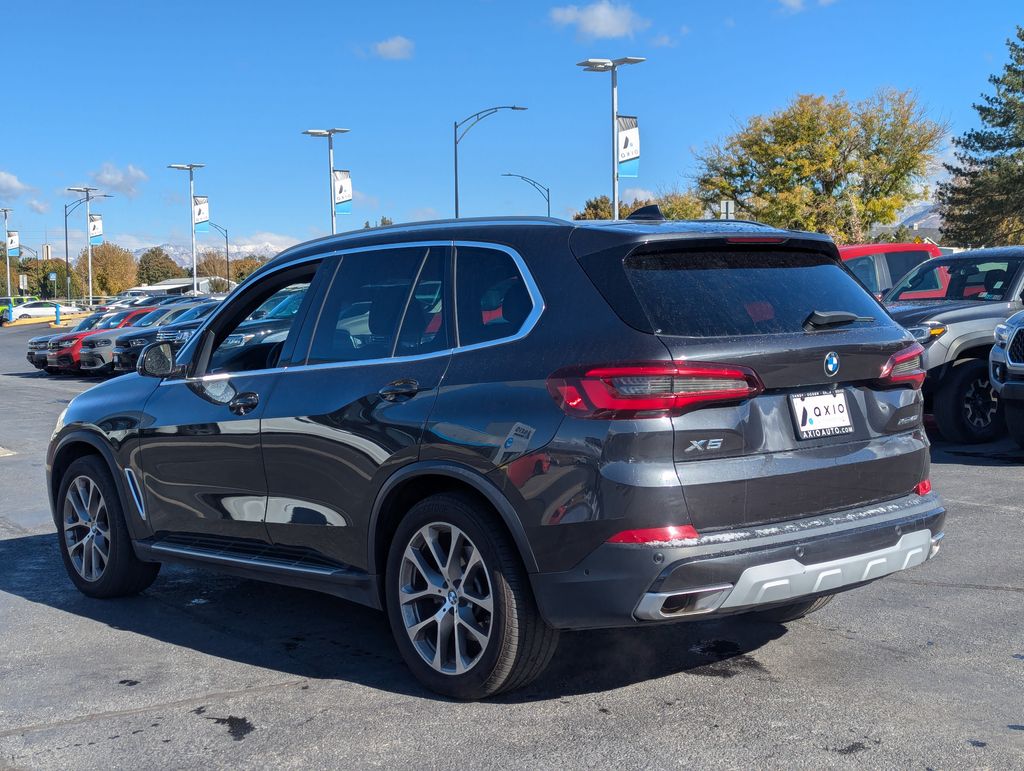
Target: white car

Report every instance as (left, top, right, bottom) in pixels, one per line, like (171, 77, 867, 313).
(6, 301, 82, 320)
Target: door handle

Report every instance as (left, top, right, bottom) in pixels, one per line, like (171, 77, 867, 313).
(378, 379, 420, 402)
(228, 391, 260, 416)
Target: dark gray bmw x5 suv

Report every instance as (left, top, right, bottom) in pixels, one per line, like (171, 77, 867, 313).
(47, 214, 945, 698)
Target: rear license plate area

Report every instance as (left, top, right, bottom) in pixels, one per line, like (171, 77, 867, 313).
(790, 390, 853, 439)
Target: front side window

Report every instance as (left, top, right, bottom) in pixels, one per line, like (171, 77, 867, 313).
(884, 250, 931, 285)
(306, 247, 432, 365)
(888, 258, 1024, 302)
(455, 246, 533, 346)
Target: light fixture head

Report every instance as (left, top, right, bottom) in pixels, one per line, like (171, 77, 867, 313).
(613, 56, 646, 66)
(577, 58, 613, 69)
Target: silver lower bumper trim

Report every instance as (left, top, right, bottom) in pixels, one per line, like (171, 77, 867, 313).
(635, 529, 934, 621)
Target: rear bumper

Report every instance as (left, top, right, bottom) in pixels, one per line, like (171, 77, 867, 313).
(530, 492, 945, 630)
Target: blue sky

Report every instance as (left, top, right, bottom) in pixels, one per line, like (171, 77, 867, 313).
(0, 0, 1020, 258)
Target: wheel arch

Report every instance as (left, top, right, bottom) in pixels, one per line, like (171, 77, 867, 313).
(49, 431, 140, 534)
(368, 462, 540, 583)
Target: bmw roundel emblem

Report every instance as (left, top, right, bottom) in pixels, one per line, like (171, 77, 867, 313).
(824, 351, 840, 377)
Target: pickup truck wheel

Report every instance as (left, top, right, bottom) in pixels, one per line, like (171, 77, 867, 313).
(747, 594, 834, 624)
(933, 359, 1004, 444)
(1004, 400, 1024, 450)
(385, 493, 559, 699)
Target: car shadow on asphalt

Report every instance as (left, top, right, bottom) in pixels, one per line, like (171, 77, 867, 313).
(927, 435, 1024, 467)
(0, 532, 787, 702)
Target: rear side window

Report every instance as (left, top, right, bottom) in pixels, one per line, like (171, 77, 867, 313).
(455, 246, 533, 346)
(884, 250, 931, 285)
(845, 256, 879, 293)
(624, 250, 883, 337)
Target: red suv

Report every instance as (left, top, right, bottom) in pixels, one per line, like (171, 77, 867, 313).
(47, 307, 154, 374)
(839, 243, 942, 297)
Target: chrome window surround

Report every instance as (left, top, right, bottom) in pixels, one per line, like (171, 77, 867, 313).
(161, 239, 544, 387)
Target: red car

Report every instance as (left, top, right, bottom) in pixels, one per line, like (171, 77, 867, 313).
(839, 243, 942, 297)
(46, 307, 155, 374)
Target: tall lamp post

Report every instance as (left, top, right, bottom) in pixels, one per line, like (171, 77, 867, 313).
(576, 57, 645, 220)
(1, 207, 11, 298)
(168, 163, 205, 293)
(454, 105, 527, 218)
(501, 173, 551, 217)
(64, 192, 111, 301)
(302, 128, 350, 235)
(209, 222, 230, 291)
(66, 186, 106, 305)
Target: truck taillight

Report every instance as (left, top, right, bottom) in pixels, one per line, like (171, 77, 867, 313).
(547, 361, 763, 419)
(876, 343, 926, 389)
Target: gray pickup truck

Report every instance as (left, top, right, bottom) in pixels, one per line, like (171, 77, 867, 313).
(990, 308, 1024, 447)
(885, 247, 1024, 443)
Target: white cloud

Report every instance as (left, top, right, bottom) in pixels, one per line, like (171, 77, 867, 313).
(90, 163, 148, 197)
(778, 0, 804, 10)
(27, 199, 49, 214)
(353, 190, 380, 209)
(373, 35, 414, 60)
(651, 33, 674, 48)
(680, 24, 691, 35)
(550, 1, 650, 39)
(0, 171, 31, 201)
(623, 187, 655, 202)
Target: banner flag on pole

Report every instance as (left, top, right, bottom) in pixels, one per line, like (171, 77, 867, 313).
(88, 214, 104, 245)
(333, 170, 352, 215)
(6, 230, 19, 257)
(193, 196, 210, 234)
(617, 115, 640, 178)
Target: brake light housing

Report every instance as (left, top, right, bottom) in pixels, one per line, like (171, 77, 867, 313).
(876, 343, 926, 389)
(914, 479, 932, 496)
(547, 361, 764, 419)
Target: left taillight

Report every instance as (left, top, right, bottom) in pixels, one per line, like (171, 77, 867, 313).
(547, 361, 763, 419)
(876, 343, 926, 389)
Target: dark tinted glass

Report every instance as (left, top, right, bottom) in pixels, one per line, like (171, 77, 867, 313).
(845, 256, 878, 293)
(455, 247, 532, 346)
(98, 311, 132, 329)
(307, 247, 427, 364)
(175, 303, 217, 322)
(884, 251, 931, 285)
(624, 251, 883, 337)
(889, 258, 1024, 302)
(396, 250, 449, 356)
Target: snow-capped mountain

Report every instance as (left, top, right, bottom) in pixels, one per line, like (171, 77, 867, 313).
(131, 240, 290, 267)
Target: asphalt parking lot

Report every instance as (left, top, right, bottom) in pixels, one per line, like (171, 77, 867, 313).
(0, 323, 1021, 769)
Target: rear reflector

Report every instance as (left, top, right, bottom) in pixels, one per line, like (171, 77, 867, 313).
(915, 479, 932, 496)
(607, 525, 699, 544)
(547, 361, 763, 419)
(876, 343, 926, 389)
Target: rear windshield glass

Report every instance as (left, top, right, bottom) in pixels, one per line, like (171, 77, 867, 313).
(624, 250, 882, 337)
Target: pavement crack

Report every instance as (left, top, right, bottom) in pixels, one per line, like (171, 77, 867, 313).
(889, 577, 1024, 594)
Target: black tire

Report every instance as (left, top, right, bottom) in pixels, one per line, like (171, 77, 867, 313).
(56, 455, 159, 598)
(385, 492, 558, 699)
(17, 314, 30, 320)
(933, 359, 1004, 444)
(1005, 400, 1024, 450)
(747, 594, 835, 624)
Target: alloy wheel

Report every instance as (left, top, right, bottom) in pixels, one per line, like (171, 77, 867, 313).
(63, 475, 111, 582)
(963, 376, 997, 429)
(398, 522, 493, 676)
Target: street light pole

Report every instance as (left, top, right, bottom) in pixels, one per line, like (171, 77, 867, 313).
(303, 128, 350, 235)
(210, 222, 230, 290)
(576, 57, 645, 221)
(62, 194, 108, 301)
(501, 173, 551, 217)
(453, 105, 528, 218)
(1, 208, 11, 298)
(168, 163, 205, 293)
(66, 186, 101, 304)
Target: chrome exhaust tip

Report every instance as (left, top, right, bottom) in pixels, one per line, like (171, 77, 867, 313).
(635, 584, 733, 621)
(929, 532, 944, 559)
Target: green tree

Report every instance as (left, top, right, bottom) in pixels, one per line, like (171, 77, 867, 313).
(229, 256, 267, 284)
(137, 247, 185, 286)
(196, 249, 230, 292)
(695, 89, 946, 242)
(938, 27, 1024, 246)
(363, 216, 395, 229)
(74, 243, 138, 296)
(18, 258, 84, 299)
(574, 190, 705, 220)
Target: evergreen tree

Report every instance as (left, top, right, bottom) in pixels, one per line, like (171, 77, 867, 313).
(939, 27, 1024, 246)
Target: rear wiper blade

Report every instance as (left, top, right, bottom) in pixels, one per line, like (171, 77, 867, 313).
(803, 309, 875, 331)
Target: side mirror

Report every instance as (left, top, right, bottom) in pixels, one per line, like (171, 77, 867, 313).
(249, 309, 268, 319)
(138, 342, 177, 379)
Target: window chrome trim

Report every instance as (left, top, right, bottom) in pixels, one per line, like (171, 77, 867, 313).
(159, 239, 544, 386)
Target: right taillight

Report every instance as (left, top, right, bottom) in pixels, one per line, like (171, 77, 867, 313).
(876, 343, 926, 389)
(546, 361, 763, 419)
